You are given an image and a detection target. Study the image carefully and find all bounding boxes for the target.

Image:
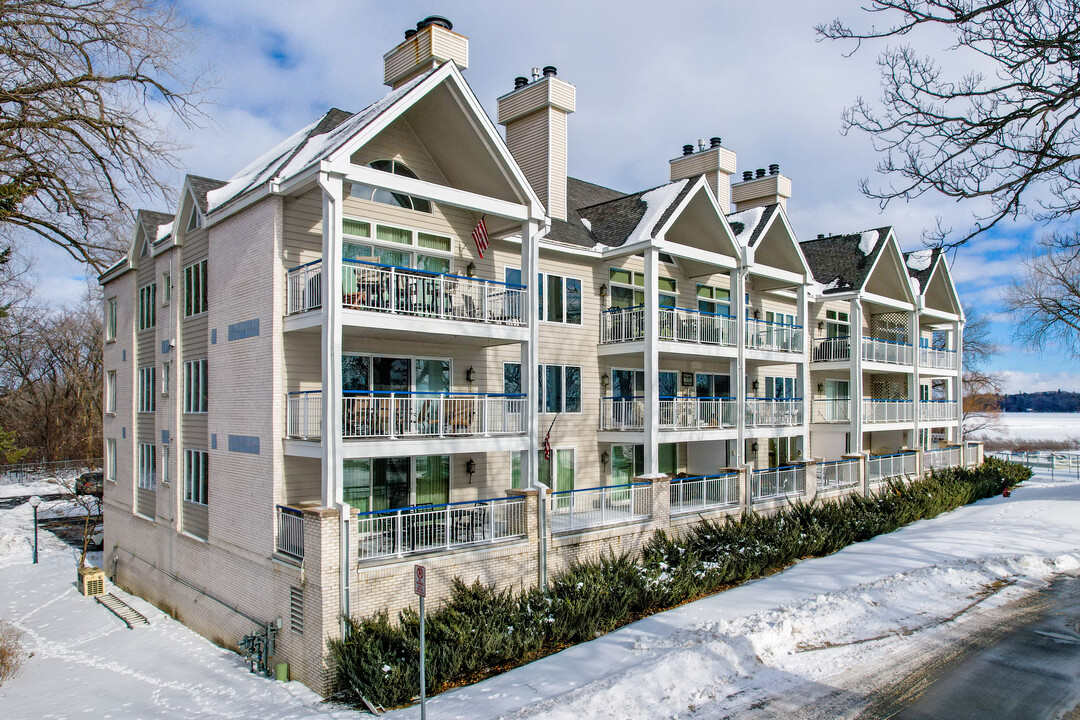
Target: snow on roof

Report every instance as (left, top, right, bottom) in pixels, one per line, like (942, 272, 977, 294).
(155, 221, 174, 242)
(727, 206, 766, 244)
(624, 178, 689, 245)
(859, 230, 880, 256)
(580, 217, 591, 232)
(205, 71, 433, 213)
(909, 276, 922, 295)
(808, 279, 843, 296)
(906, 249, 934, 271)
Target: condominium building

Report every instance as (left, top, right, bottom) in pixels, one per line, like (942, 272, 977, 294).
(99, 16, 971, 692)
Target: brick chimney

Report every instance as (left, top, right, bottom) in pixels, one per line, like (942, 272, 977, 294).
(731, 164, 791, 212)
(497, 67, 576, 221)
(384, 16, 468, 89)
(669, 137, 737, 213)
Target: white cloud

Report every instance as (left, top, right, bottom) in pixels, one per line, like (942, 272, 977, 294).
(1000, 370, 1080, 394)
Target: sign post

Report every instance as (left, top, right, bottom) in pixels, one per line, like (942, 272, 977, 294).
(415, 564, 427, 720)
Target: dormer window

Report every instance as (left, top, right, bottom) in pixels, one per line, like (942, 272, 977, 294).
(349, 160, 432, 213)
(187, 209, 199, 231)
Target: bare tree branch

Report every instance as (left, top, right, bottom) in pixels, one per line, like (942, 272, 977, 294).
(1004, 230, 1080, 357)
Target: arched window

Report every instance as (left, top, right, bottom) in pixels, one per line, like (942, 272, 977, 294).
(349, 160, 432, 213)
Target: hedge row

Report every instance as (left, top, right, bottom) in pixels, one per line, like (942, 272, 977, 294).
(328, 458, 1030, 709)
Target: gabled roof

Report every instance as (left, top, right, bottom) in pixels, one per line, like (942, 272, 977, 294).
(546, 177, 626, 248)
(575, 177, 694, 248)
(727, 204, 779, 248)
(902, 247, 941, 295)
(800, 228, 891, 295)
(187, 175, 227, 215)
(138, 211, 175, 244)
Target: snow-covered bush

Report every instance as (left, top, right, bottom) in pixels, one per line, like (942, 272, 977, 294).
(0, 620, 24, 685)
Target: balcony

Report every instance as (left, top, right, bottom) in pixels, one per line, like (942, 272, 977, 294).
(745, 317, 803, 353)
(867, 452, 917, 484)
(549, 483, 652, 533)
(862, 399, 914, 424)
(811, 336, 913, 365)
(599, 397, 738, 431)
(920, 346, 959, 371)
(275, 505, 304, 559)
(356, 495, 527, 561)
(751, 465, 806, 503)
(669, 473, 740, 515)
(919, 400, 959, 422)
(285, 260, 527, 328)
(285, 391, 526, 440)
(812, 398, 851, 423)
(599, 305, 737, 348)
(817, 458, 860, 492)
(744, 398, 803, 427)
(925, 446, 963, 470)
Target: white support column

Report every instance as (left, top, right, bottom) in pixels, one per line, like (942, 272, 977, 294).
(643, 246, 661, 477)
(910, 310, 921, 446)
(955, 319, 965, 443)
(521, 218, 541, 490)
(734, 268, 747, 465)
(796, 284, 810, 459)
(849, 299, 864, 454)
(319, 172, 345, 509)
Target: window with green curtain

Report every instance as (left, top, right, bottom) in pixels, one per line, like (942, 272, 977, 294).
(417, 232, 451, 252)
(609, 268, 632, 284)
(611, 445, 635, 485)
(659, 443, 678, 475)
(343, 218, 371, 237)
(555, 449, 575, 493)
(343, 459, 371, 512)
(376, 224, 412, 245)
(343, 242, 375, 261)
(415, 455, 450, 506)
(538, 451, 551, 488)
(415, 255, 450, 273)
(658, 277, 677, 293)
(510, 452, 521, 489)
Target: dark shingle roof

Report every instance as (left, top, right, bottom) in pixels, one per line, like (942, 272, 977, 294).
(139, 210, 174, 243)
(726, 204, 779, 248)
(187, 175, 227, 215)
(546, 177, 626, 248)
(799, 228, 891, 294)
(902, 248, 942, 295)
(574, 177, 695, 248)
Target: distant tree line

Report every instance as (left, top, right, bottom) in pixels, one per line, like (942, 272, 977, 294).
(996, 391, 1080, 413)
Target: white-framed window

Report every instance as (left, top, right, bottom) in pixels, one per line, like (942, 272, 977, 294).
(138, 366, 156, 413)
(106, 298, 117, 341)
(162, 271, 171, 305)
(106, 370, 117, 414)
(184, 449, 208, 505)
(610, 443, 679, 483)
(503, 362, 522, 395)
(538, 272, 582, 324)
(340, 354, 450, 395)
(762, 375, 797, 399)
(340, 217, 452, 274)
(138, 443, 156, 490)
(608, 268, 677, 308)
(348, 160, 432, 213)
(538, 364, 581, 414)
(106, 439, 117, 482)
(161, 446, 170, 486)
(184, 358, 207, 414)
(825, 308, 849, 338)
(697, 284, 731, 316)
(184, 259, 208, 317)
(539, 447, 576, 493)
(161, 362, 170, 395)
(138, 283, 156, 330)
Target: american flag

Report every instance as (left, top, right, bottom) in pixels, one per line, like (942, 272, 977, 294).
(471, 215, 490, 259)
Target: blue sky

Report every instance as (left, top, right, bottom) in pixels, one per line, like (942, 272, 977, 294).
(19, 1, 1078, 392)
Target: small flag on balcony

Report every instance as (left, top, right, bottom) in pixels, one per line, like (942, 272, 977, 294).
(471, 215, 490, 259)
(543, 431, 552, 461)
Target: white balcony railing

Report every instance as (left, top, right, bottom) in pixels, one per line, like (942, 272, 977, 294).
(965, 443, 979, 466)
(867, 452, 918, 484)
(745, 398, 804, 427)
(862, 399, 914, 423)
(356, 496, 527, 561)
(286, 260, 527, 327)
(751, 466, 806, 502)
(660, 397, 737, 430)
(812, 336, 851, 362)
(285, 392, 526, 440)
(275, 505, 304, 559)
(549, 483, 652, 533)
(920, 346, 959, 370)
(600, 305, 737, 347)
(925, 446, 963, 471)
(286, 391, 323, 438)
(919, 400, 959, 422)
(817, 459, 860, 491)
(862, 336, 913, 365)
(745, 317, 804, 353)
(669, 473, 740, 514)
(812, 398, 851, 423)
(600, 397, 645, 430)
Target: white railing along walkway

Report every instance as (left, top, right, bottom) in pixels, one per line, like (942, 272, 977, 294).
(862, 399, 914, 423)
(549, 483, 651, 533)
(867, 452, 917, 484)
(745, 398, 803, 427)
(275, 506, 304, 559)
(669, 473, 740, 514)
(751, 466, 806, 502)
(356, 496, 526, 561)
(745, 318, 803, 353)
(817, 459, 860, 491)
(925, 446, 963, 470)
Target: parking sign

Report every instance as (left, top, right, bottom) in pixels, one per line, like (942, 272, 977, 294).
(414, 564, 426, 597)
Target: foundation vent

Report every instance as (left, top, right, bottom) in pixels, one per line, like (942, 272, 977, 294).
(289, 586, 304, 635)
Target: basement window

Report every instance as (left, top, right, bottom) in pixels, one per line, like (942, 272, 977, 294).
(350, 160, 432, 213)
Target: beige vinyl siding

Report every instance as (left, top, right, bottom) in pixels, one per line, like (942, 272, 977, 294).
(283, 334, 321, 392)
(383, 30, 434, 85)
(136, 487, 156, 518)
(284, 456, 321, 505)
(504, 111, 551, 210)
(182, 500, 208, 540)
(282, 190, 323, 266)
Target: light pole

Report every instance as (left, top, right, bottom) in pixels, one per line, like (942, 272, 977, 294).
(28, 495, 41, 564)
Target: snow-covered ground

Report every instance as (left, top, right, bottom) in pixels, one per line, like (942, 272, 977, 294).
(970, 411, 1080, 444)
(1, 463, 1078, 719)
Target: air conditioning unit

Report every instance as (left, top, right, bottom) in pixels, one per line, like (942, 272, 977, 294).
(78, 566, 105, 597)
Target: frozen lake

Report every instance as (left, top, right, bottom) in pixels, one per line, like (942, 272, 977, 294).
(971, 412, 1080, 443)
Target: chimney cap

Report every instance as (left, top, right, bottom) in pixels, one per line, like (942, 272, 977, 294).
(416, 15, 453, 31)
(769, 163, 780, 175)
(756, 168, 766, 178)
(710, 136, 722, 148)
(817, 233, 824, 238)
(404, 28, 417, 39)
(514, 76, 529, 90)
(542, 65, 557, 77)
(682, 144, 695, 156)
(742, 171, 753, 181)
